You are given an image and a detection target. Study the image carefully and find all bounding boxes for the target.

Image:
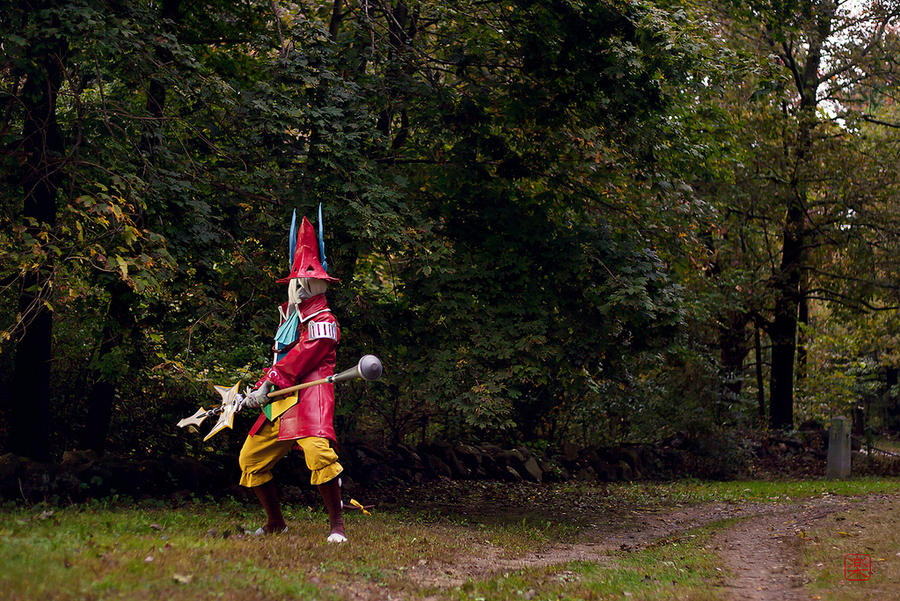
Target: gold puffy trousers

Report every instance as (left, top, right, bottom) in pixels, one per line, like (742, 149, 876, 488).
(239, 417, 342, 487)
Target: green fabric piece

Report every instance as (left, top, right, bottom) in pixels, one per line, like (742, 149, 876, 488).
(274, 311, 299, 362)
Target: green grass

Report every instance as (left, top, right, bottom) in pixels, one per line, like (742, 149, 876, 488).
(598, 477, 900, 506)
(0, 498, 323, 601)
(450, 524, 726, 601)
(0, 496, 554, 600)
(799, 496, 900, 601)
(2, 478, 898, 600)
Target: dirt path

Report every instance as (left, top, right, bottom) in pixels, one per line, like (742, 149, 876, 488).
(405, 501, 770, 588)
(710, 496, 855, 601)
(331, 491, 897, 601)
(405, 494, 877, 595)
(711, 493, 898, 601)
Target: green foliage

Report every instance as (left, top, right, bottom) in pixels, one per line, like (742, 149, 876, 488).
(657, 0, 900, 431)
(796, 309, 900, 429)
(1, 0, 899, 460)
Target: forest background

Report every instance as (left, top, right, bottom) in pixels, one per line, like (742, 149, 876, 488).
(2, 0, 899, 479)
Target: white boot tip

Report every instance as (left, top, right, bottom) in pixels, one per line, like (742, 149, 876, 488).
(251, 525, 287, 536)
(327, 532, 347, 543)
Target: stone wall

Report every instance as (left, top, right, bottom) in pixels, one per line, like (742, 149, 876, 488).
(3, 425, 893, 503)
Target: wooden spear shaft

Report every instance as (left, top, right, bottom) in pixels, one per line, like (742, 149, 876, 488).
(265, 376, 332, 399)
(265, 354, 382, 399)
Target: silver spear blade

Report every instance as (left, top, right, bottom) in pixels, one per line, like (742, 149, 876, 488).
(203, 383, 243, 441)
(177, 407, 209, 428)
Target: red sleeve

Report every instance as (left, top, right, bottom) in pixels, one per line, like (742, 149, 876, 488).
(265, 315, 338, 388)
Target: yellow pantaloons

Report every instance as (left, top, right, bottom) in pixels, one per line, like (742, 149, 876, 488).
(239, 418, 342, 487)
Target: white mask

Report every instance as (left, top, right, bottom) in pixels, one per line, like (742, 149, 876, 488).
(288, 278, 327, 305)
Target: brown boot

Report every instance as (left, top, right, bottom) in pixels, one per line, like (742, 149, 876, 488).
(317, 477, 346, 543)
(251, 480, 287, 535)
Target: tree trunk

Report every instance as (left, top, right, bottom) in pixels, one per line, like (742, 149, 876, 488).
(718, 311, 750, 407)
(9, 17, 67, 460)
(796, 270, 809, 380)
(81, 0, 180, 453)
(885, 367, 899, 431)
(769, 301, 797, 429)
(769, 199, 804, 430)
(329, 0, 344, 39)
(81, 380, 115, 453)
(754, 325, 766, 422)
(768, 2, 833, 431)
(139, 0, 179, 162)
(81, 280, 134, 452)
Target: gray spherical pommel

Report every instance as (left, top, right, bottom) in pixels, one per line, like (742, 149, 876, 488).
(330, 354, 384, 384)
(358, 354, 383, 381)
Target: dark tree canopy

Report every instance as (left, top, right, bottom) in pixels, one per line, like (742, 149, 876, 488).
(1, 0, 899, 462)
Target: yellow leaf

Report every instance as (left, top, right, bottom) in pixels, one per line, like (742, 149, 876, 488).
(115, 255, 128, 279)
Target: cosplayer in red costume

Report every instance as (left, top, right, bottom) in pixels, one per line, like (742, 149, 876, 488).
(238, 214, 347, 542)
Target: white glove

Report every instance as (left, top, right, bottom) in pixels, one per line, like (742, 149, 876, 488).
(242, 380, 273, 409)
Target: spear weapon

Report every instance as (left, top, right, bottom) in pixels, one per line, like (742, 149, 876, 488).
(177, 354, 383, 441)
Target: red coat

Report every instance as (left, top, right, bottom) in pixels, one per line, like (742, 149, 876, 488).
(249, 294, 340, 442)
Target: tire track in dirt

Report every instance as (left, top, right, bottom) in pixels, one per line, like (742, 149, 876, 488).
(711, 494, 896, 601)
(338, 493, 895, 601)
(406, 494, 883, 593)
(405, 500, 776, 588)
(711, 507, 812, 601)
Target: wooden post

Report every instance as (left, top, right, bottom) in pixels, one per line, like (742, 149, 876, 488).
(826, 416, 851, 479)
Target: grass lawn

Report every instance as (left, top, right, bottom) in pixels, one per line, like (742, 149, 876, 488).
(800, 494, 899, 601)
(1, 478, 898, 600)
(447, 523, 725, 601)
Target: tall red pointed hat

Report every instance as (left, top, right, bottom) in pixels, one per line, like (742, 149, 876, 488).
(277, 216, 339, 283)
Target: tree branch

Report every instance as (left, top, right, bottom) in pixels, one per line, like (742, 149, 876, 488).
(818, 11, 897, 84)
(862, 115, 900, 129)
